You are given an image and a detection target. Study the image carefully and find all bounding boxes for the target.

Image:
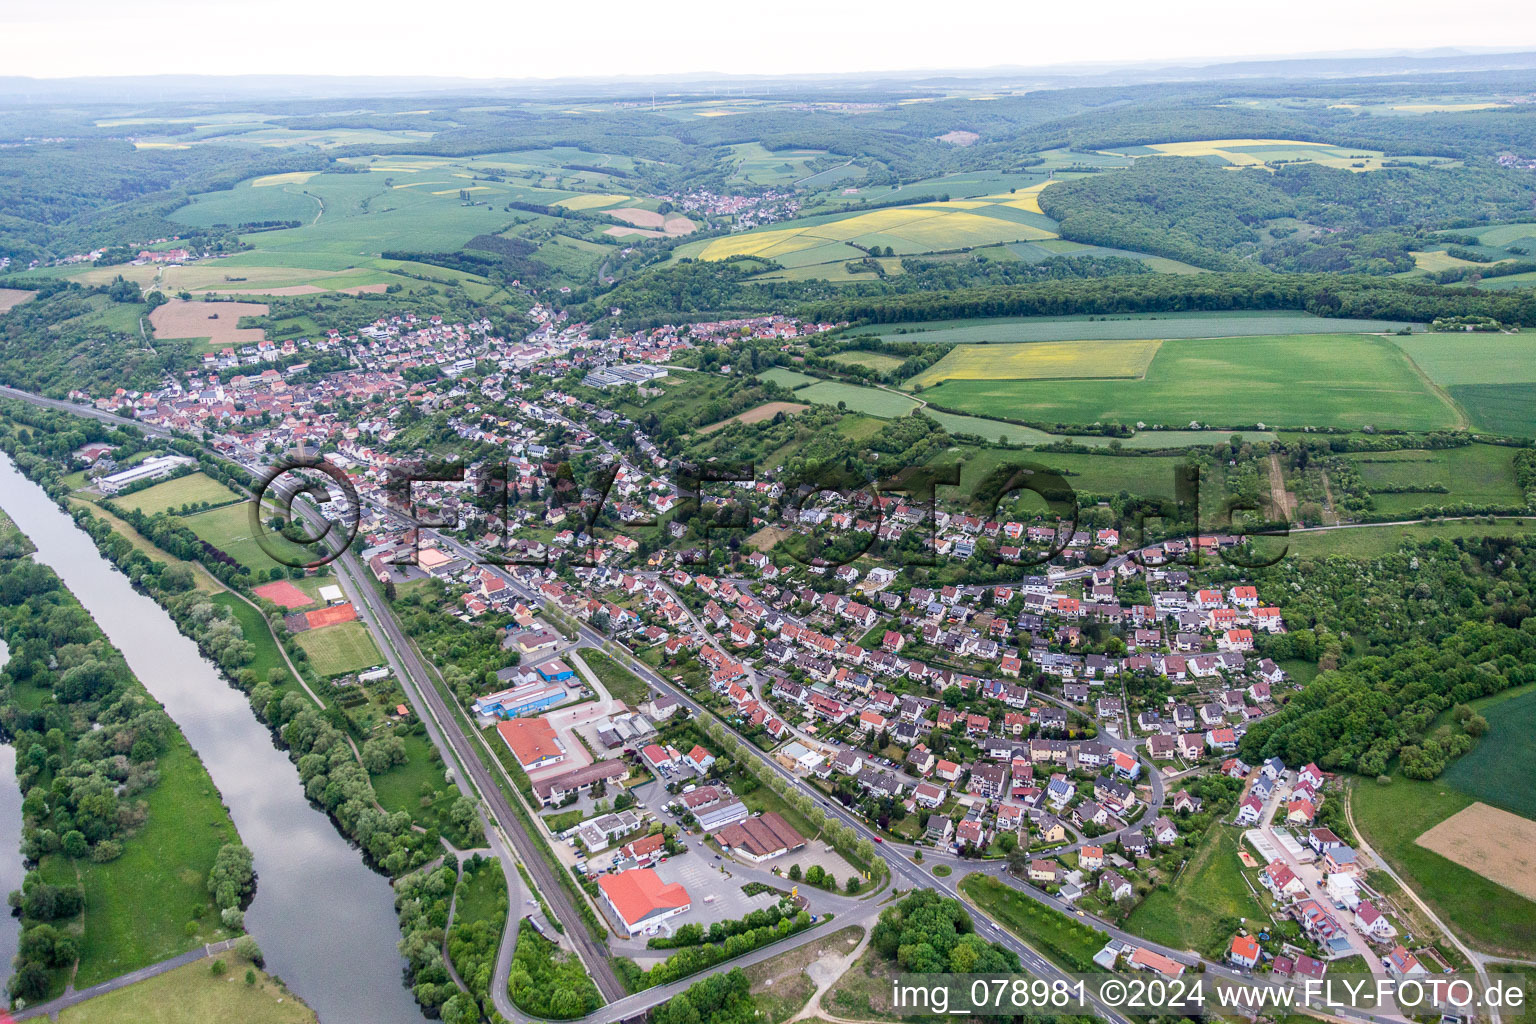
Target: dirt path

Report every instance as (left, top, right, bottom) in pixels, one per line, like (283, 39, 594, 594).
(1320, 470, 1342, 525)
(791, 927, 873, 1022)
(1267, 453, 1296, 522)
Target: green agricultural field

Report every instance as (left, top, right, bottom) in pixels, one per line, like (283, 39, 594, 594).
(1391, 334, 1536, 387)
(865, 310, 1416, 346)
(1440, 689, 1536, 821)
(1347, 445, 1526, 513)
(918, 334, 1459, 431)
(1285, 519, 1534, 559)
(115, 473, 243, 516)
(1449, 383, 1536, 436)
(1353, 774, 1536, 959)
(678, 195, 1060, 266)
(727, 143, 828, 186)
(906, 339, 1162, 388)
(181, 503, 329, 573)
(68, 742, 241, 987)
(919, 410, 1063, 445)
(295, 620, 382, 677)
(793, 380, 921, 418)
(1125, 829, 1269, 956)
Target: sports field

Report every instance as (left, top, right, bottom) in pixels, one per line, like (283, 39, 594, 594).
(905, 339, 1162, 389)
(294, 620, 382, 677)
(918, 334, 1460, 431)
(115, 472, 243, 515)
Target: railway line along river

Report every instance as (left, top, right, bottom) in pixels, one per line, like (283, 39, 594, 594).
(0, 453, 426, 1024)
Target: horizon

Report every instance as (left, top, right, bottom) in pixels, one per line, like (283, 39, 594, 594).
(5, 0, 1536, 83)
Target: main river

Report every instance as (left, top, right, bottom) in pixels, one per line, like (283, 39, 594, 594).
(0, 454, 426, 1023)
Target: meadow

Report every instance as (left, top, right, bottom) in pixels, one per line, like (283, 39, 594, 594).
(1125, 829, 1269, 956)
(1347, 445, 1526, 513)
(295, 620, 383, 677)
(931, 446, 1192, 503)
(918, 334, 1459, 431)
(115, 472, 243, 516)
(1352, 775, 1536, 958)
(181, 503, 329, 573)
(1285, 519, 1534, 559)
(757, 367, 821, 390)
(828, 350, 907, 373)
(793, 380, 921, 418)
(905, 339, 1162, 389)
(960, 874, 1108, 972)
(58, 956, 315, 1024)
(865, 310, 1417, 346)
(68, 741, 242, 987)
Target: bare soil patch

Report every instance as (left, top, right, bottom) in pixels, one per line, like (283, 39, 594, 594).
(938, 130, 980, 146)
(1416, 802, 1536, 901)
(0, 288, 36, 313)
(747, 525, 793, 552)
(150, 298, 268, 347)
(699, 401, 809, 434)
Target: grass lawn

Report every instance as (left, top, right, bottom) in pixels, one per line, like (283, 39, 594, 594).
(1286, 519, 1533, 559)
(58, 956, 316, 1024)
(918, 334, 1459, 431)
(70, 499, 223, 593)
(69, 741, 242, 987)
(210, 593, 302, 698)
(1439, 688, 1536, 821)
(960, 873, 1107, 972)
(1125, 828, 1269, 956)
(746, 925, 865, 1024)
(454, 856, 509, 926)
(181, 503, 326, 574)
(1351, 777, 1536, 959)
(576, 648, 650, 705)
(294, 620, 382, 677)
(370, 731, 476, 844)
(115, 473, 243, 516)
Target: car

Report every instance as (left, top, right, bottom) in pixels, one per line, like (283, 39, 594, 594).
(714, 854, 721, 860)
(873, 836, 883, 843)
(1075, 910, 1084, 917)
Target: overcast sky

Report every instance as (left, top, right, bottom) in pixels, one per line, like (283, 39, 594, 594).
(5, 0, 1536, 80)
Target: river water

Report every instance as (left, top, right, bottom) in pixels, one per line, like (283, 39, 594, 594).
(0, 455, 426, 1023)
